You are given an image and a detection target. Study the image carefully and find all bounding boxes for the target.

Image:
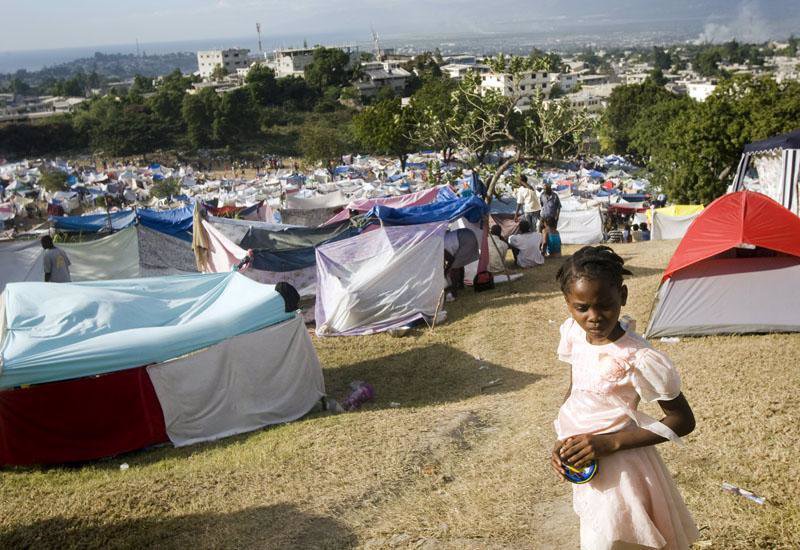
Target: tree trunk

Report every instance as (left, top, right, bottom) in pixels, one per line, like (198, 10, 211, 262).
(400, 154, 407, 172)
(484, 154, 521, 205)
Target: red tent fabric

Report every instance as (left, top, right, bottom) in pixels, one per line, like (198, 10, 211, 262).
(0, 367, 167, 466)
(662, 191, 800, 281)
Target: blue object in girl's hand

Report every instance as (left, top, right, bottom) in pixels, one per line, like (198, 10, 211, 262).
(562, 460, 598, 484)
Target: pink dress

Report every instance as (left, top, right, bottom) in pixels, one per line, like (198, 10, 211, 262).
(555, 318, 699, 550)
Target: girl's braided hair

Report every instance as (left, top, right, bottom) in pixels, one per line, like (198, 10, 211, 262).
(556, 245, 632, 293)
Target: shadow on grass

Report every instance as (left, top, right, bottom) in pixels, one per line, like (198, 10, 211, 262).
(323, 343, 545, 410)
(0, 503, 357, 549)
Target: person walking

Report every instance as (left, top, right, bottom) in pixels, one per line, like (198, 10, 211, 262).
(41, 235, 71, 283)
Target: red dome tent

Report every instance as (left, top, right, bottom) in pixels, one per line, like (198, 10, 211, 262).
(645, 191, 800, 337)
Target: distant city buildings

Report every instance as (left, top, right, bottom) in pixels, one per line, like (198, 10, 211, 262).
(268, 46, 359, 79)
(196, 48, 250, 79)
(479, 69, 579, 110)
(354, 61, 411, 97)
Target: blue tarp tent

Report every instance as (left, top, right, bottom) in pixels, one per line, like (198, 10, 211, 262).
(0, 272, 293, 389)
(50, 210, 136, 233)
(137, 205, 194, 241)
(489, 196, 517, 215)
(367, 196, 489, 225)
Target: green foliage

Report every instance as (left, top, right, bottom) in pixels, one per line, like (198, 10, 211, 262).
(487, 52, 565, 74)
(648, 68, 668, 87)
(182, 88, 219, 148)
(352, 98, 412, 168)
(210, 65, 229, 82)
(0, 117, 87, 158)
(304, 47, 352, 92)
(600, 81, 677, 158)
(39, 169, 69, 193)
(693, 49, 723, 77)
(406, 77, 458, 159)
(213, 87, 258, 145)
(151, 176, 180, 199)
(298, 121, 352, 168)
(638, 76, 800, 203)
(130, 74, 155, 95)
(653, 47, 672, 71)
(245, 65, 279, 106)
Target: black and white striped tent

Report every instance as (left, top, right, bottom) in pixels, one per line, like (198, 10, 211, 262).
(731, 129, 800, 216)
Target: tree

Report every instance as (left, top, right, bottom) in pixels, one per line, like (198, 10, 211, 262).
(644, 76, 800, 203)
(600, 81, 677, 158)
(245, 65, 279, 106)
(304, 47, 351, 92)
(653, 47, 672, 71)
(182, 87, 219, 148)
(151, 177, 180, 199)
(210, 65, 229, 82)
(648, 68, 668, 87)
(692, 49, 722, 77)
(353, 97, 413, 171)
(298, 123, 351, 174)
(40, 169, 69, 193)
(407, 77, 458, 161)
(419, 69, 591, 201)
(130, 74, 154, 95)
(213, 87, 258, 145)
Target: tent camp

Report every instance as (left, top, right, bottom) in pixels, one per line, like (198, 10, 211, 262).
(730, 128, 800, 216)
(649, 205, 705, 241)
(645, 191, 800, 338)
(0, 272, 324, 465)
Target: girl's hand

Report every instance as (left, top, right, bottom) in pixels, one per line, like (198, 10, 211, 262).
(550, 439, 567, 481)
(559, 434, 620, 468)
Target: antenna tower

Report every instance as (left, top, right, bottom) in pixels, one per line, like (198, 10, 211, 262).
(256, 23, 263, 57)
(371, 26, 382, 60)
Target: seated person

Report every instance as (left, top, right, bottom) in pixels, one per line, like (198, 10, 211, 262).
(622, 224, 632, 243)
(639, 221, 651, 241)
(606, 223, 624, 243)
(444, 228, 479, 292)
(488, 224, 509, 273)
(631, 223, 643, 242)
(540, 216, 562, 258)
(508, 220, 544, 268)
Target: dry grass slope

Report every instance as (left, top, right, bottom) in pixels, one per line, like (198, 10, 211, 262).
(1, 240, 798, 549)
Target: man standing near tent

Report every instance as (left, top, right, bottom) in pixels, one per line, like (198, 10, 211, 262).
(514, 175, 541, 229)
(41, 235, 71, 283)
(539, 182, 561, 231)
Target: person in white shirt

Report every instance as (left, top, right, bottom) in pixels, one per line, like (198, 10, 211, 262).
(508, 220, 545, 268)
(488, 224, 509, 273)
(514, 175, 541, 228)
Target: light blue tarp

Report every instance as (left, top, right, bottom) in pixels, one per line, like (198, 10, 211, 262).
(50, 210, 136, 233)
(137, 205, 194, 242)
(0, 272, 293, 389)
(366, 196, 489, 225)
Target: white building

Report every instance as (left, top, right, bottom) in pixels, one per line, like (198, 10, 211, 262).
(440, 63, 490, 81)
(354, 61, 411, 97)
(270, 46, 359, 79)
(197, 49, 250, 79)
(480, 70, 579, 110)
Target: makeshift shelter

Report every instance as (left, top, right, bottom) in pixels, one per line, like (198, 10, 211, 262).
(315, 222, 448, 336)
(649, 205, 704, 241)
(730, 128, 800, 216)
(50, 209, 136, 233)
(0, 272, 324, 465)
(645, 191, 800, 338)
(557, 208, 604, 244)
(0, 227, 141, 291)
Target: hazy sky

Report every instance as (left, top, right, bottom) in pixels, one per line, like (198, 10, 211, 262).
(1, 0, 797, 52)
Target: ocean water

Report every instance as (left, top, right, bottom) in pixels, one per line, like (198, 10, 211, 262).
(0, 32, 369, 74)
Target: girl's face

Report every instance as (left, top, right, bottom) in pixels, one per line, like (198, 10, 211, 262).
(564, 276, 628, 344)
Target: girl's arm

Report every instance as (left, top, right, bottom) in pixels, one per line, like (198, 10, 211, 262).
(559, 392, 695, 469)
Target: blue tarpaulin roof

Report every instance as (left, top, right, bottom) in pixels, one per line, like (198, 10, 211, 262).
(0, 272, 293, 389)
(50, 210, 136, 233)
(367, 196, 489, 225)
(489, 196, 518, 215)
(137, 205, 194, 241)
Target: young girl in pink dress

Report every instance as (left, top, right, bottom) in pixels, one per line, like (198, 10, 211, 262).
(550, 246, 699, 550)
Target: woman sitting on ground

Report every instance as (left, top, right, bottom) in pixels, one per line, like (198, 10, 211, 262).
(540, 216, 562, 258)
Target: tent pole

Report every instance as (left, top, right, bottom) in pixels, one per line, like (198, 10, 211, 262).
(430, 288, 446, 332)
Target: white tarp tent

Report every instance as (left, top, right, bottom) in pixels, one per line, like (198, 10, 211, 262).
(651, 212, 702, 241)
(147, 315, 325, 446)
(558, 208, 603, 244)
(0, 227, 140, 291)
(315, 222, 447, 336)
